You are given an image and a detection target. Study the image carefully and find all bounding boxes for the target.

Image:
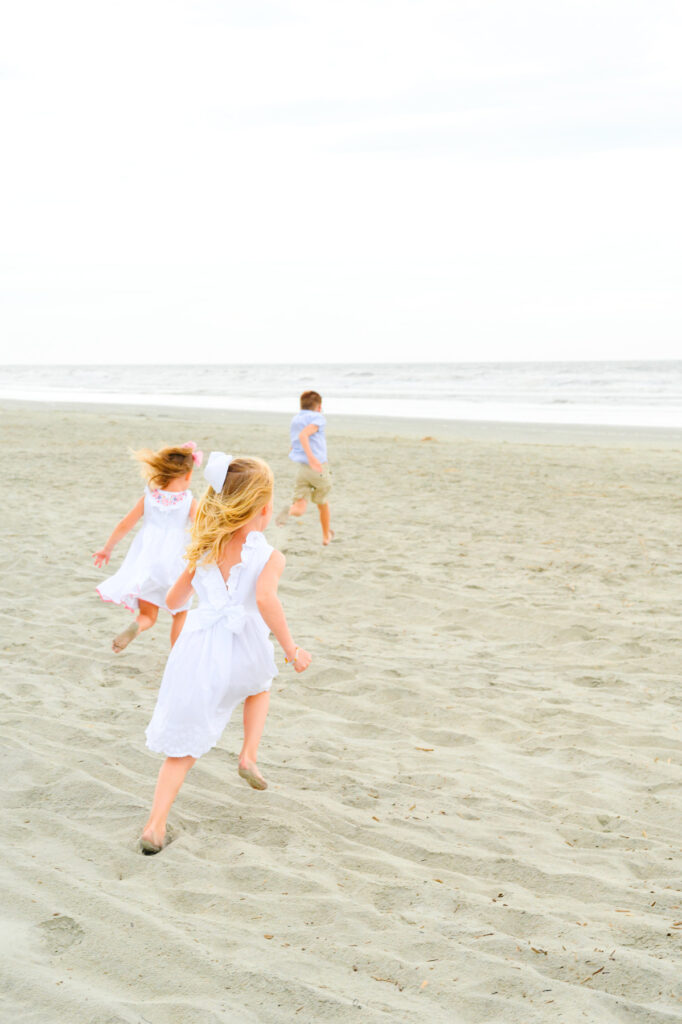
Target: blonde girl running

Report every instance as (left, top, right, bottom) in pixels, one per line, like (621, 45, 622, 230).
(140, 451, 311, 854)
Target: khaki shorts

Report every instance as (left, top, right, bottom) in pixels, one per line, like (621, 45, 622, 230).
(292, 462, 332, 505)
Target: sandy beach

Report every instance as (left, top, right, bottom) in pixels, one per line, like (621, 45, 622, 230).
(2, 401, 682, 1023)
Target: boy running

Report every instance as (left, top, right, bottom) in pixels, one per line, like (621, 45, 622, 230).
(284, 390, 333, 545)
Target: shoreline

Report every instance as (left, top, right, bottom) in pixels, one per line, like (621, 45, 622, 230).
(3, 396, 682, 448)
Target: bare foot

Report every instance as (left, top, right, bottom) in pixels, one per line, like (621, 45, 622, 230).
(238, 760, 268, 790)
(275, 506, 291, 527)
(322, 529, 335, 546)
(113, 622, 140, 654)
(139, 827, 165, 855)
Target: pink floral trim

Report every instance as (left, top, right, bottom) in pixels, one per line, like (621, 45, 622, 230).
(95, 586, 137, 614)
(149, 489, 189, 508)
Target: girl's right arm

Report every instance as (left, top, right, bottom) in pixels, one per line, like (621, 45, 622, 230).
(166, 567, 196, 611)
(93, 496, 145, 567)
(256, 551, 311, 673)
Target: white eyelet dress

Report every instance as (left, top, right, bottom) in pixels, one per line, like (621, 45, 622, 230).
(145, 531, 278, 759)
(96, 487, 193, 613)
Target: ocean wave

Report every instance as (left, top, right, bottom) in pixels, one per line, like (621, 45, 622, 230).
(2, 361, 682, 426)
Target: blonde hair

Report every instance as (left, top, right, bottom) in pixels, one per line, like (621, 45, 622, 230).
(185, 457, 273, 570)
(134, 445, 195, 489)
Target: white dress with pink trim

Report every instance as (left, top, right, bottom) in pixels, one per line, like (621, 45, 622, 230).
(145, 531, 278, 758)
(96, 487, 193, 613)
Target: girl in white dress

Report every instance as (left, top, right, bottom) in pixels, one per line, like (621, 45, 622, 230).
(93, 443, 202, 653)
(140, 451, 311, 855)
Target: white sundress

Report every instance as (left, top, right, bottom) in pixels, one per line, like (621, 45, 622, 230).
(145, 531, 278, 759)
(96, 486, 193, 614)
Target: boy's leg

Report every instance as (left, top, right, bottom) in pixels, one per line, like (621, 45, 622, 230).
(276, 497, 306, 526)
(238, 691, 271, 789)
(141, 755, 196, 851)
(286, 464, 312, 519)
(318, 502, 333, 545)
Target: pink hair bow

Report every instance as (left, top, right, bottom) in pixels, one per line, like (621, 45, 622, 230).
(182, 441, 204, 467)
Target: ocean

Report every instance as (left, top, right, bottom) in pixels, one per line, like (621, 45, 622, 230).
(0, 362, 680, 428)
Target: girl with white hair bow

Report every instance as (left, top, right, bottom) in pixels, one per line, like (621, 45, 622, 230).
(140, 451, 312, 855)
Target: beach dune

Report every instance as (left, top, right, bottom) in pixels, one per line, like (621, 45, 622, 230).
(2, 403, 682, 1023)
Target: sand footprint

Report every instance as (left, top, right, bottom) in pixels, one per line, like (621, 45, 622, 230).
(37, 915, 84, 955)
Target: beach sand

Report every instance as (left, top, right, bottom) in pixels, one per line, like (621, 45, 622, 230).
(2, 402, 682, 1023)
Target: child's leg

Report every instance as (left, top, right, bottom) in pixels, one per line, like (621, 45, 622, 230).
(137, 599, 159, 633)
(238, 691, 270, 789)
(170, 610, 187, 648)
(288, 498, 307, 517)
(277, 497, 306, 526)
(141, 754, 196, 851)
(282, 465, 312, 523)
(317, 502, 333, 545)
(113, 599, 159, 653)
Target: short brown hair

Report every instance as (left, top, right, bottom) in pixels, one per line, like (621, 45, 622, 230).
(134, 445, 195, 489)
(300, 390, 322, 410)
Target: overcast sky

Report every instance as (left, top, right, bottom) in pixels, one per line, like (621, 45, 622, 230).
(1, 0, 680, 364)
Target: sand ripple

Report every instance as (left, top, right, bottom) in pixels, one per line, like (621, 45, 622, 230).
(1, 406, 681, 1022)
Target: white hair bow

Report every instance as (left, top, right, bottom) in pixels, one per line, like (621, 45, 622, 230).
(204, 451, 233, 492)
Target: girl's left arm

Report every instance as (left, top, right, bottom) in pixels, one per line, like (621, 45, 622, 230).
(256, 551, 311, 673)
(166, 567, 195, 611)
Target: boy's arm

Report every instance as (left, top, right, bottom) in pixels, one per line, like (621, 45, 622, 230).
(93, 496, 145, 566)
(166, 567, 195, 611)
(297, 424, 323, 473)
(256, 551, 311, 673)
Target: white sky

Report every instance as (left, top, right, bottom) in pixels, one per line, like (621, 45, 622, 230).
(1, 0, 680, 364)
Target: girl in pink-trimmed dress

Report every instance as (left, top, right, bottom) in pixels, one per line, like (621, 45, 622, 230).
(94, 443, 202, 653)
